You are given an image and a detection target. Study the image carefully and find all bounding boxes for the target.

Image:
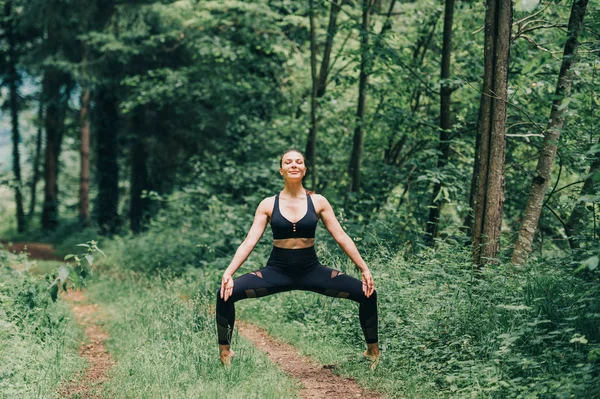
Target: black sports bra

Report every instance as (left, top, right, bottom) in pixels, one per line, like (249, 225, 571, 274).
(270, 193, 318, 239)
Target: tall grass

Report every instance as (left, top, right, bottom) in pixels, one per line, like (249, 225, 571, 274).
(0, 249, 84, 398)
(86, 268, 300, 399)
(89, 197, 600, 398)
(238, 242, 600, 398)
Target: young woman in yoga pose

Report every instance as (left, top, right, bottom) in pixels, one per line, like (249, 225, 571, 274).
(216, 149, 379, 368)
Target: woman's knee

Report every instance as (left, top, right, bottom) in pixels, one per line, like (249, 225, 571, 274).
(365, 288, 377, 302)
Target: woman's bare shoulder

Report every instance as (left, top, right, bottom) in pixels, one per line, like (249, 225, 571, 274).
(257, 195, 277, 214)
(309, 193, 331, 213)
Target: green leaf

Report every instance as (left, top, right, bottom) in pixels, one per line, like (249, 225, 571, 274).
(569, 334, 588, 344)
(582, 255, 599, 271)
(49, 283, 59, 302)
(521, 59, 536, 75)
(515, 0, 540, 12)
(76, 244, 90, 248)
(58, 266, 69, 284)
(557, 98, 571, 112)
(64, 254, 75, 261)
(85, 255, 94, 267)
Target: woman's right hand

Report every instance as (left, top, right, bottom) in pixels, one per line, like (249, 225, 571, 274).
(220, 273, 234, 302)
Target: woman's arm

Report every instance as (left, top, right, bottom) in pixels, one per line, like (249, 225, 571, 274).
(220, 198, 271, 302)
(316, 195, 375, 297)
(223, 198, 270, 278)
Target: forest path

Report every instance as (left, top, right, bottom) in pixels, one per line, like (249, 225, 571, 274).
(2, 241, 63, 261)
(7, 241, 383, 398)
(59, 289, 114, 398)
(4, 241, 114, 398)
(236, 320, 384, 399)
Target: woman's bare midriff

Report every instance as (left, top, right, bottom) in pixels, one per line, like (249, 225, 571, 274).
(273, 238, 315, 249)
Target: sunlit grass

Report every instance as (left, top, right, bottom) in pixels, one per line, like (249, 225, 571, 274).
(86, 270, 301, 399)
(0, 259, 85, 399)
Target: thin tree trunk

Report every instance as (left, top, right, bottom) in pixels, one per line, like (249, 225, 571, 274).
(129, 133, 150, 233)
(41, 69, 62, 230)
(29, 100, 43, 221)
(94, 86, 120, 235)
(307, 0, 318, 190)
(305, 0, 342, 190)
(317, 0, 342, 97)
(4, 0, 25, 232)
(79, 87, 91, 224)
(472, 0, 512, 266)
(512, 0, 589, 265)
(348, 0, 373, 193)
(425, 0, 454, 245)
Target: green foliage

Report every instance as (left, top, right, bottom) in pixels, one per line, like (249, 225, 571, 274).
(0, 247, 83, 398)
(85, 270, 300, 398)
(50, 239, 105, 298)
(240, 241, 600, 398)
(106, 193, 257, 274)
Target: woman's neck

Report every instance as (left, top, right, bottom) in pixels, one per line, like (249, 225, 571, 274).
(281, 181, 305, 198)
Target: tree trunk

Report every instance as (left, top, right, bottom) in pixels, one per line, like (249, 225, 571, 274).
(94, 86, 120, 235)
(305, 0, 342, 190)
(79, 87, 91, 224)
(4, 0, 25, 232)
(425, 0, 454, 245)
(29, 100, 43, 221)
(317, 0, 342, 97)
(348, 0, 373, 193)
(472, 0, 512, 266)
(512, 0, 589, 265)
(129, 134, 150, 233)
(306, 0, 318, 190)
(41, 69, 62, 230)
(565, 145, 599, 249)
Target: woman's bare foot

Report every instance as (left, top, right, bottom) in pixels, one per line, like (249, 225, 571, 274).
(362, 343, 380, 371)
(219, 344, 235, 368)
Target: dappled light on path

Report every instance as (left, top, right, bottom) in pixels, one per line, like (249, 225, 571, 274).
(237, 320, 385, 399)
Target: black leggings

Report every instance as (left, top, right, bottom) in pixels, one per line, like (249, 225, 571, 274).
(215, 246, 378, 345)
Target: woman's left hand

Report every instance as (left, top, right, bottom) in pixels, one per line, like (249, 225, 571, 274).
(361, 268, 375, 298)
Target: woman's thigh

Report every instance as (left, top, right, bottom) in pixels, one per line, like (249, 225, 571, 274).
(228, 266, 296, 302)
(297, 263, 366, 302)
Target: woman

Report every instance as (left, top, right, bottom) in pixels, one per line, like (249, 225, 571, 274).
(216, 149, 379, 368)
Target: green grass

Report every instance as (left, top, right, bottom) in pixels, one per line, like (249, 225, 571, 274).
(236, 243, 600, 399)
(0, 254, 85, 399)
(85, 269, 301, 399)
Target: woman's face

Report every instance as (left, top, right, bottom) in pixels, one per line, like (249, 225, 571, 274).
(280, 151, 307, 180)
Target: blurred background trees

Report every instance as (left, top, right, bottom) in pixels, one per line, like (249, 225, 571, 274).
(0, 0, 598, 266)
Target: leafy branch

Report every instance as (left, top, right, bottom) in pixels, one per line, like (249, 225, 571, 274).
(49, 240, 105, 302)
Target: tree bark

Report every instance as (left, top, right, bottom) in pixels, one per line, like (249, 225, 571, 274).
(29, 100, 43, 221)
(129, 133, 150, 233)
(305, 0, 342, 190)
(512, 0, 589, 265)
(472, 0, 512, 266)
(425, 0, 454, 245)
(94, 86, 120, 235)
(307, 0, 318, 190)
(348, 0, 373, 193)
(4, 0, 25, 232)
(79, 87, 91, 224)
(41, 69, 62, 230)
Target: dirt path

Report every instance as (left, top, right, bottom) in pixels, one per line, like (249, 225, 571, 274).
(60, 290, 114, 398)
(2, 241, 64, 261)
(9, 241, 382, 398)
(236, 320, 384, 399)
(4, 241, 114, 398)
